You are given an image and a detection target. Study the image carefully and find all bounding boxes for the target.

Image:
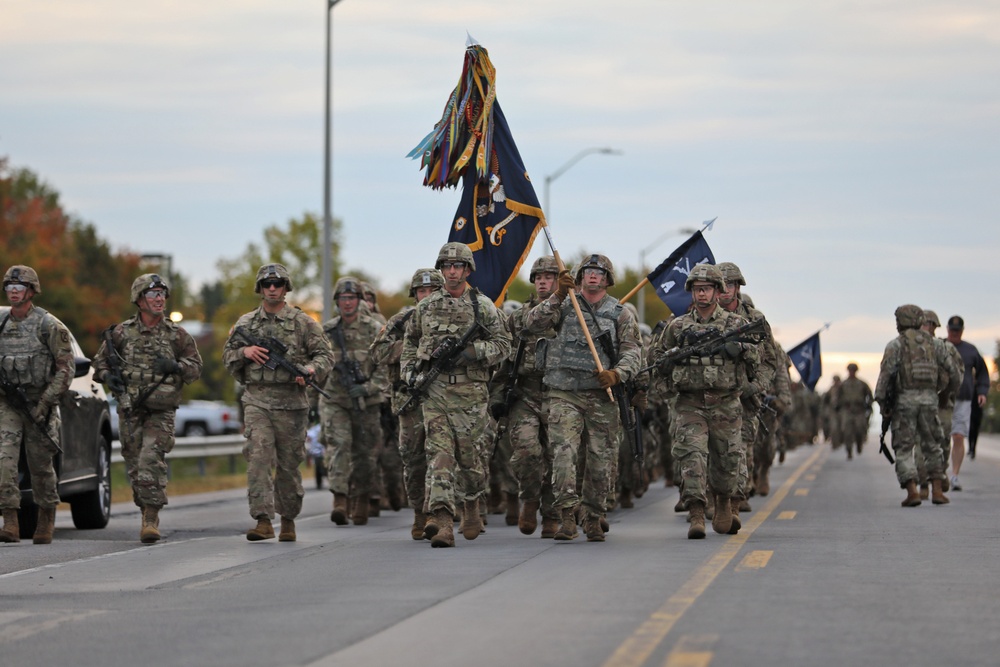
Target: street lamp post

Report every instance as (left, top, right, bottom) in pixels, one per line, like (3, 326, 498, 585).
(322, 0, 345, 323)
(542, 147, 622, 252)
(636, 227, 698, 325)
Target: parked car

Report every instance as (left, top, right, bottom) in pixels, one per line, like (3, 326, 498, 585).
(7, 308, 114, 539)
(108, 398, 242, 439)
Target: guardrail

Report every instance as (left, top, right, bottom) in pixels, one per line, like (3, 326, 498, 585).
(112, 434, 246, 476)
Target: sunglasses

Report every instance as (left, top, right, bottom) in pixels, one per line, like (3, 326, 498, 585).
(4, 284, 28, 294)
(260, 280, 286, 289)
(439, 261, 467, 271)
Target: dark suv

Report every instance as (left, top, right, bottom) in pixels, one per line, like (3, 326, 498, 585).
(11, 310, 113, 539)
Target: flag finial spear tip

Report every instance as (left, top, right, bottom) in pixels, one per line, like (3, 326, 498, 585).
(466, 32, 479, 47)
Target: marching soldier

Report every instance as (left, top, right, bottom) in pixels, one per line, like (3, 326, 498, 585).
(835, 363, 873, 460)
(93, 273, 203, 543)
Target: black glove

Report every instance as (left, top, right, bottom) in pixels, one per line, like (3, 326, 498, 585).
(723, 342, 743, 359)
(107, 374, 126, 395)
(153, 357, 181, 375)
(489, 402, 508, 420)
(348, 384, 368, 399)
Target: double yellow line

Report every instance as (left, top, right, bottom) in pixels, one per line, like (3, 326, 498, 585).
(602, 445, 827, 667)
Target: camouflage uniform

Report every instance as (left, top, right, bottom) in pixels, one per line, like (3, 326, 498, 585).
(223, 266, 334, 529)
(755, 348, 792, 495)
(94, 284, 202, 511)
(875, 305, 961, 504)
(835, 369, 873, 459)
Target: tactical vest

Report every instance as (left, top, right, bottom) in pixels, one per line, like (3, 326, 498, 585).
(243, 310, 304, 385)
(667, 316, 740, 393)
(512, 299, 555, 379)
(540, 298, 620, 391)
(119, 318, 183, 411)
(899, 329, 937, 391)
(415, 289, 490, 382)
(0, 308, 55, 389)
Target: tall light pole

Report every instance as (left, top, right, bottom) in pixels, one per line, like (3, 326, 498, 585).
(322, 0, 345, 322)
(542, 147, 622, 251)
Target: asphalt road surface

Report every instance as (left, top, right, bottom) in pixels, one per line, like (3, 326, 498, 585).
(3, 435, 998, 667)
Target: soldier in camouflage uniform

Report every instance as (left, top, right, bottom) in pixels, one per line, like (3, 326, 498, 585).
(490, 256, 560, 537)
(874, 304, 961, 507)
(822, 376, 843, 447)
(755, 346, 792, 496)
(650, 263, 759, 539)
(223, 264, 334, 541)
(370, 268, 443, 539)
(0, 266, 74, 545)
(834, 363, 873, 460)
(321, 277, 388, 527)
(93, 273, 203, 543)
(716, 262, 775, 516)
(400, 243, 511, 548)
(523, 254, 641, 543)
(915, 310, 964, 498)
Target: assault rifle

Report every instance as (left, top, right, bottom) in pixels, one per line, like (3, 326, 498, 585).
(0, 379, 62, 453)
(394, 319, 485, 416)
(640, 317, 767, 375)
(327, 322, 368, 412)
(878, 370, 897, 464)
(232, 326, 331, 399)
(102, 327, 133, 445)
(488, 336, 529, 449)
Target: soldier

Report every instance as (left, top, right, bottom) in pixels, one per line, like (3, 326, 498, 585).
(360, 281, 387, 324)
(822, 376, 843, 448)
(755, 347, 792, 496)
(370, 268, 443, 539)
(0, 265, 74, 544)
(874, 305, 961, 507)
(835, 363, 873, 460)
(650, 263, 759, 539)
(399, 243, 511, 548)
(915, 310, 963, 498)
(716, 262, 775, 515)
(523, 253, 641, 543)
(321, 276, 387, 527)
(490, 256, 559, 537)
(93, 273, 203, 543)
(223, 264, 334, 541)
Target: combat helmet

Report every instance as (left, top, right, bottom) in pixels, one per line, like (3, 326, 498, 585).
(334, 276, 364, 299)
(130, 273, 171, 304)
(254, 263, 294, 293)
(409, 268, 444, 297)
(3, 265, 41, 294)
(574, 254, 615, 286)
(923, 310, 941, 328)
(716, 262, 746, 286)
(847, 362, 859, 372)
(529, 255, 560, 282)
(436, 242, 476, 272)
(894, 304, 924, 332)
(502, 299, 523, 316)
(684, 263, 724, 292)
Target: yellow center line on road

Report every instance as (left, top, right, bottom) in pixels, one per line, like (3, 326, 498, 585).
(601, 445, 828, 667)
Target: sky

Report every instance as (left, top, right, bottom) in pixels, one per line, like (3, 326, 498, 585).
(2, 1, 998, 390)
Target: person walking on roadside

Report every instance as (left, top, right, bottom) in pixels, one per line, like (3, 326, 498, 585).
(944, 315, 988, 491)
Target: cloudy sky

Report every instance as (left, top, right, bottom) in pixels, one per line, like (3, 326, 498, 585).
(2, 1, 997, 388)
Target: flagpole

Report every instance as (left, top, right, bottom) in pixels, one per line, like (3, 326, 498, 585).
(622, 218, 716, 311)
(540, 223, 615, 402)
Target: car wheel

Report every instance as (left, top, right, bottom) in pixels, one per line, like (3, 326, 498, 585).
(70, 433, 112, 529)
(183, 422, 209, 437)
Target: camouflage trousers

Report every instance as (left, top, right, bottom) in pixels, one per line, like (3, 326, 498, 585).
(422, 380, 489, 517)
(0, 403, 60, 510)
(548, 388, 619, 518)
(735, 401, 758, 500)
(242, 404, 308, 520)
(320, 400, 384, 498)
(754, 408, 779, 486)
(839, 411, 870, 453)
(891, 395, 945, 486)
(119, 408, 176, 508)
(919, 406, 954, 484)
(670, 392, 743, 507)
(376, 403, 403, 500)
(396, 403, 427, 510)
(508, 386, 553, 502)
(490, 421, 518, 497)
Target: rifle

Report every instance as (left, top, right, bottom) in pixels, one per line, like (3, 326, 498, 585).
(327, 322, 369, 412)
(489, 335, 529, 447)
(102, 327, 134, 445)
(394, 318, 485, 416)
(878, 370, 897, 464)
(0, 379, 62, 453)
(640, 317, 766, 375)
(232, 326, 331, 399)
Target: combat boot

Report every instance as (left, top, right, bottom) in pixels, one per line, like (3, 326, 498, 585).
(728, 498, 742, 535)
(430, 509, 454, 548)
(278, 517, 296, 542)
(619, 489, 634, 509)
(387, 483, 404, 512)
(140, 506, 161, 544)
(504, 493, 519, 527)
(919, 484, 930, 501)
(941, 476, 950, 493)
(757, 471, 770, 496)
(368, 498, 381, 518)
(423, 509, 441, 539)
(33, 506, 56, 545)
(352, 495, 369, 525)
(540, 515, 559, 539)
(330, 493, 349, 525)
(462, 499, 482, 540)
(687, 502, 706, 540)
(705, 494, 715, 521)
(600, 515, 610, 534)
(0, 508, 20, 543)
(411, 510, 427, 540)
(739, 498, 752, 513)
(519, 500, 540, 535)
(711, 493, 732, 535)
(246, 515, 275, 541)
(488, 480, 503, 514)
(583, 515, 605, 542)
(901, 481, 922, 507)
(931, 479, 950, 505)
(554, 507, 578, 541)
(673, 497, 687, 513)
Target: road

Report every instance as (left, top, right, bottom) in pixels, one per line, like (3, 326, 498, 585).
(2, 435, 999, 667)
